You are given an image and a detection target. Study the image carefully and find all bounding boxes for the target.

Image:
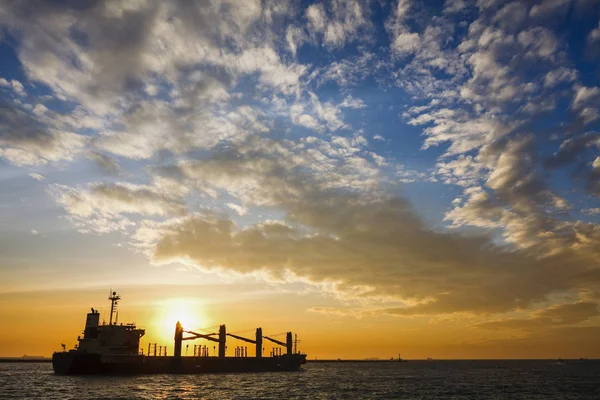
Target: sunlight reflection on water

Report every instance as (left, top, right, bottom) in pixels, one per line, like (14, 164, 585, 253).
(1, 360, 599, 399)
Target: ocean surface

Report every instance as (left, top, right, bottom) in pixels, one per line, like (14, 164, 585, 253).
(1, 360, 599, 399)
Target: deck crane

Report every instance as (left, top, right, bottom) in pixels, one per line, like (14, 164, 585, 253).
(173, 323, 298, 359)
(226, 328, 264, 358)
(264, 332, 293, 355)
(174, 322, 226, 358)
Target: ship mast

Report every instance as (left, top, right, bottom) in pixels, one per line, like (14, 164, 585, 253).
(108, 290, 121, 325)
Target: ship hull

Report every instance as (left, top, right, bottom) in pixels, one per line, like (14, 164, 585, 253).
(52, 352, 306, 375)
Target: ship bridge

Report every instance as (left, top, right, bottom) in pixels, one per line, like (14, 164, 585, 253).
(77, 291, 145, 355)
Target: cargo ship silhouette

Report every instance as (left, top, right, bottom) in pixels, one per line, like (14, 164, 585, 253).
(52, 291, 307, 374)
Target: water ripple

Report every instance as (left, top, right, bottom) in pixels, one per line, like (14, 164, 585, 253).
(1, 360, 599, 399)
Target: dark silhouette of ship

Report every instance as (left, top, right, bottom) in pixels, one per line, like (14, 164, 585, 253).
(52, 291, 306, 375)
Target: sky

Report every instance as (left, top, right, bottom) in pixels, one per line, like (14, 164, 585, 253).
(1, 0, 600, 359)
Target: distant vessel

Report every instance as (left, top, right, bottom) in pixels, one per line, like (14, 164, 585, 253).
(398, 353, 408, 362)
(52, 291, 306, 375)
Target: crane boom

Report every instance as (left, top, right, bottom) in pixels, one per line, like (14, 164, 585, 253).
(264, 335, 286, 347)
(182, 330, 219, 343)
(227, 333, 256, 344)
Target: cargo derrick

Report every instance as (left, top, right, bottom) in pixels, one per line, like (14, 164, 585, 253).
(174, 323, 221, 358)
(227, 328, 263, 358)
(177, 325, 293, 358)
(264, 332, 293, 356)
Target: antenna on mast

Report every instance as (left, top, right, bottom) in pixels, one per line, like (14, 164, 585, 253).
(108, 290, 121, 325)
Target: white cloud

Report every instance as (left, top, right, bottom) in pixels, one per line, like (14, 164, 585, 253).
(436, 155, 483, 187)
(28, 173, 45, 181)
(445, 186, 503, 229)
(492, 2, 528, 31)
(286, 25, 306, 56)
(571, 85, 600, 124)
(296, 113, 321, 130)
(0, 1, 304, 116)
(339, 95, 366, 109)
(10, 80, 25, 96)
(226, 203, 248, 216)
(0, 78, 26, 96)
(32, 104, 48, 116)
(320, 51, 374, 87)
(48, 182, 188, 235)
(289, 93, 348, 132)
(0, 104, 87, 166)
(95, 101, 267, 160)
(392, 32, 420, 55)
(306, 3, 327, 33)
(387, 0, 420, 56)
(306, 0, 371, 49)
(529, 0, 570, 19)
(86, 151, 121, 176)
(543, 68, 577, 88)
(443, 0, 468, 14)
(408, 108, 516, 155)
(589, 22, 600, 42)
(572, 85, 600, 109)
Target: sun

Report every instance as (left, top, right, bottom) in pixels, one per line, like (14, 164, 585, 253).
(153, 298, 208, 344)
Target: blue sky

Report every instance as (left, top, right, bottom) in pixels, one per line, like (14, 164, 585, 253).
(1, 0, 600, 349)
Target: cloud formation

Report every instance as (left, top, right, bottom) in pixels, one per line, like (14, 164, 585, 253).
(142, 137, 599, 317)
(475, 301, 599, 331)
(0, 103, 86, 166)
(1, 0, 600, 332)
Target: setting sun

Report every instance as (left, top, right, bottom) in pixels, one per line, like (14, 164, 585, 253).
(153, 298, 209, 344)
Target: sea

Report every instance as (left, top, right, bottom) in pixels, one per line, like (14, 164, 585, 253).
(1, 360, 599, 399)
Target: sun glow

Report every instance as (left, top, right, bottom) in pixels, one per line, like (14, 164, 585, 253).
(153, 298, 208, 344)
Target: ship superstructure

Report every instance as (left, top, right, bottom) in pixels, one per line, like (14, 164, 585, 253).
(75, 291, 145, 357)
(52, 291, 306, 375)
